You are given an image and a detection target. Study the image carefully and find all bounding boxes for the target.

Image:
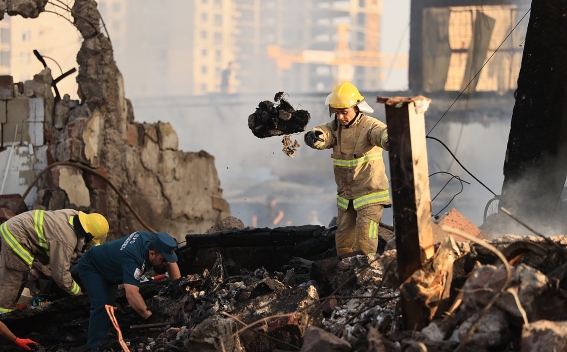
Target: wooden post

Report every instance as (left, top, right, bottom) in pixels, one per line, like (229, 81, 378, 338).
(378, 96, 434, 330)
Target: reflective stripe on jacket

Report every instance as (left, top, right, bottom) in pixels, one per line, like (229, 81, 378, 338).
(308, 114, 391, 208)
(312, 113, 391, 209)
(2, 209, 81, 295)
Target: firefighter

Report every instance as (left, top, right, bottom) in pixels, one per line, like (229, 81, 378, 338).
(0, 210, 109, 313)
(0, 321, 37, 350)
(78, 231, 181, 350)
(304, 82, 390, 256)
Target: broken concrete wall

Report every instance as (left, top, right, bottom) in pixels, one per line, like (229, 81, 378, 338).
(1, 0, 230, 241)
(0, 71, 51, 206)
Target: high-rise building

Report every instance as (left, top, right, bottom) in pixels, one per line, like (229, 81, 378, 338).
(100, 0, 236, 98)
(3, 0, 386, 98)
(0, 17, 10, 76)
(233, 0, 385, 93)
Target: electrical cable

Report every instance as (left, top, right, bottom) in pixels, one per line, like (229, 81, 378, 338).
(427, 8, 531, 136)
(434, 179, 465, 217)
(429, 171, 470, 201)
(429, 171, 470, 217)
(426, 136, 499, 199)
(15, 161, 157, 233)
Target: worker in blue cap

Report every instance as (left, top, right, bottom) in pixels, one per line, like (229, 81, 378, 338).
(77, 232, 181, 350)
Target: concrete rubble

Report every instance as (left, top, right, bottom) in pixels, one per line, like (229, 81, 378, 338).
(1, 207, 567, 352)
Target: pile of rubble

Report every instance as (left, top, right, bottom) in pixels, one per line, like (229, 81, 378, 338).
(3, 215, 567, 351)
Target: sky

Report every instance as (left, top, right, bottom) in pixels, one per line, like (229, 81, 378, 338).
(380, 0, 411, 91)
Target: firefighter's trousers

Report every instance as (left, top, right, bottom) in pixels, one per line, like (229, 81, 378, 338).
(0, 237, 29, 313)
(336, 201, 384, 256)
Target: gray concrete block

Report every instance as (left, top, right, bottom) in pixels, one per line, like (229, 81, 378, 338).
(7, 98, 30, 124)
(3, 122, 30, 146)
(28, 98, 44, 122)
(28, 122, 44, 146)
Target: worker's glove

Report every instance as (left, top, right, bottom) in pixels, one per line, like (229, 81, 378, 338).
(145, 313, 158, 325)
(14, 337, 38, 351)
(304, 130, 324, 147)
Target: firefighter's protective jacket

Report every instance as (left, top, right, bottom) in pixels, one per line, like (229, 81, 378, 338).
(308, 113, 391, 210)
(0, 209, 81, 295)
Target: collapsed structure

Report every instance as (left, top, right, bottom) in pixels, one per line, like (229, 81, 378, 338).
(0, 0, 230, 242)
(1, 0, 567, 352)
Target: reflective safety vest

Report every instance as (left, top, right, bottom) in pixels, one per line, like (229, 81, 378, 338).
(0, 210, 51, 268)
(308, 114, 391, 207)
(332, 153, 383, 167)
(333, 152, 391, 210)
(336, 190, 390, 211)
(0, 210, 80, 295)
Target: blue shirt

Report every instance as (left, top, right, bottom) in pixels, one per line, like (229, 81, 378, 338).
(82, 231, 156, 286)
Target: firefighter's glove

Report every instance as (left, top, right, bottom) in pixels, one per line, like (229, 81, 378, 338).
(304, 130, 324, 147)
(145, 313, 158, 325)
(14, 337, 38, 351)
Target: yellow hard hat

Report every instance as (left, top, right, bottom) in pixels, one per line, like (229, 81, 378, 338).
(78, 212, 109, 245)
(328, 82, 364, 109)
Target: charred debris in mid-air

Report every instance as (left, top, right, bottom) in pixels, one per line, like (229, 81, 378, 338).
(248, 92, 310, 157)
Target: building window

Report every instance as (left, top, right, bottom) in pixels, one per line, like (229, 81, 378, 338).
(214, 32, 222, 44)
(202, 66, 207, 73)
(0, 51, 10, 67)
(0, 28, 10, 44)
(20, 52, 31, 64)
(215, 50, 221, 62)
(214, 14, 222, 26)
(316, 66, 330, 75)
(202, 13, 208, 21)
(202, 48, 207, 56)
(21, 30, 31, 42)
(113, 21, 120, 31)
(201, 30, 207, 39)
(214, 0, 222, 7)
(112, 2, 121, 12)
(201, 83, 207, 91)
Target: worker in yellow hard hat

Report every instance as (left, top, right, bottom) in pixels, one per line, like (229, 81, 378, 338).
(0, 210, 109, 313)
(304, 82, 390, 256)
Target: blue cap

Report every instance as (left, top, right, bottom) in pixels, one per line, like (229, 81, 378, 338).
(153, 232, 178, 263)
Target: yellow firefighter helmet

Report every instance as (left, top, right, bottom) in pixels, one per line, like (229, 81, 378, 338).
(78, 212, 109, 245)
(327, 82, 365, 109)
